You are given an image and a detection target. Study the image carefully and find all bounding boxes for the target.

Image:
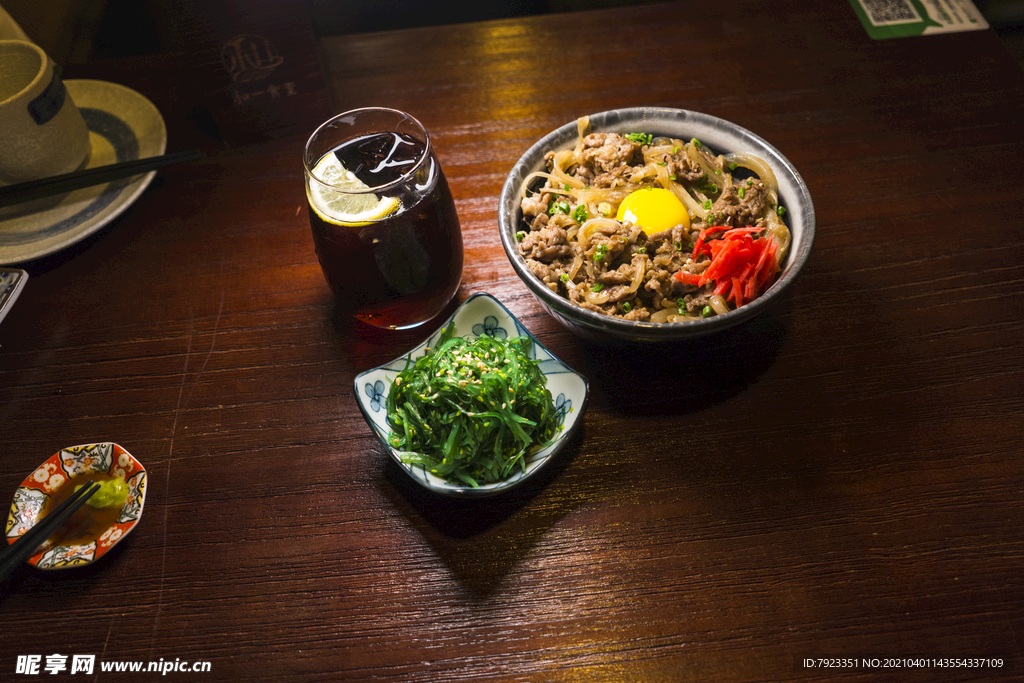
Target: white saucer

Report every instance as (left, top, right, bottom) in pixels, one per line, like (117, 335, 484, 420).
(0, 80, 167, 265)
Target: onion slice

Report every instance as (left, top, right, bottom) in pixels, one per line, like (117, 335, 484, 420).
(723, 151, 779, 196)
(709, 295, 730, 316)
(576, 217, 620, 250)
(626, 255, 647, 294)
(687, 142, 726, 191)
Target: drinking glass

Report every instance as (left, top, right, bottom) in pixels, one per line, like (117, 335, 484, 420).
(303, 107, 463, 329)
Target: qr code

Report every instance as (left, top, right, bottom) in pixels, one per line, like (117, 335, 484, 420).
(859, 0, 921, 25)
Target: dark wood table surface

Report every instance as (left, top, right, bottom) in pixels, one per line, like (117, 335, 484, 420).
(3, 1, 1023, 680)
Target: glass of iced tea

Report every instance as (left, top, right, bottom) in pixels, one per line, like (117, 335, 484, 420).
(303, 107, 464, 329)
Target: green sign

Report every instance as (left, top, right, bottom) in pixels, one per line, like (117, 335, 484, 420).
(849, 0, 988, 39)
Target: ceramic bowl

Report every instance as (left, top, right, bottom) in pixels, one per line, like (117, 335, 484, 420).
(498, 107, 816, 344)
(354, 292, 589, 497)
(6, 443, 147, 569)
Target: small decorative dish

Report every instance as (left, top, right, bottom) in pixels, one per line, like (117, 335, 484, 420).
(5, 443, 147, 569)
(354, 292, 590, 497)
(0, 268, 28, 325)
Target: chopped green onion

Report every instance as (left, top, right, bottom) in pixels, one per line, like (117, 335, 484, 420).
(516, 231, 526, 241)
(592, 283, 604, 292)
(702, 305, 713, 318)
(571, 205, 589, 222)
(622, 301, 632, 313)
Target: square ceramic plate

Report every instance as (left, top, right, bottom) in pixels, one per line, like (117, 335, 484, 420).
(354, 292, 589, 497)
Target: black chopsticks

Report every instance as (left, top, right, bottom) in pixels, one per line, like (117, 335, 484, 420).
(0, 150, 205, 207)
(0, 481, 100, 583)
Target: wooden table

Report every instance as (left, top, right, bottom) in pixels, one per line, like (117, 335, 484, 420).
(3, 1, 1022, 680)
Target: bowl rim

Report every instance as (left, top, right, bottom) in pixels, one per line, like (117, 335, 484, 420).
(498, 106, 815, 339)
(353, 291, 590, 497)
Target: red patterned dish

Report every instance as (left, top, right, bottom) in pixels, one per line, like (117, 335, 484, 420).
(5, 443, 147, 569)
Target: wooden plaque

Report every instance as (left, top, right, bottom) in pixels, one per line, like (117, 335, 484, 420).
(161, 0, 331, 144)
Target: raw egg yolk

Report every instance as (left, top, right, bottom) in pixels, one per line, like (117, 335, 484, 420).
(616, 187, 690, 236)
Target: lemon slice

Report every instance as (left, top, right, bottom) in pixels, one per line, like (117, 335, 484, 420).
(308, 154, 401, 225)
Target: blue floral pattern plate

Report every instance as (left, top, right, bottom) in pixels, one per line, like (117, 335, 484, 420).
(354, 292, 590, 497)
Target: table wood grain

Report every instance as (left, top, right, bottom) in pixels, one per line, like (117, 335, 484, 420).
(2, 1, 1022, 681)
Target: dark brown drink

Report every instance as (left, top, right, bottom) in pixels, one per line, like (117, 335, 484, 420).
(305, 124, 463, 329)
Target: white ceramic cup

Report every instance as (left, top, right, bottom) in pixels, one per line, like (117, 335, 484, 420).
(0, 40, 90, 185)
